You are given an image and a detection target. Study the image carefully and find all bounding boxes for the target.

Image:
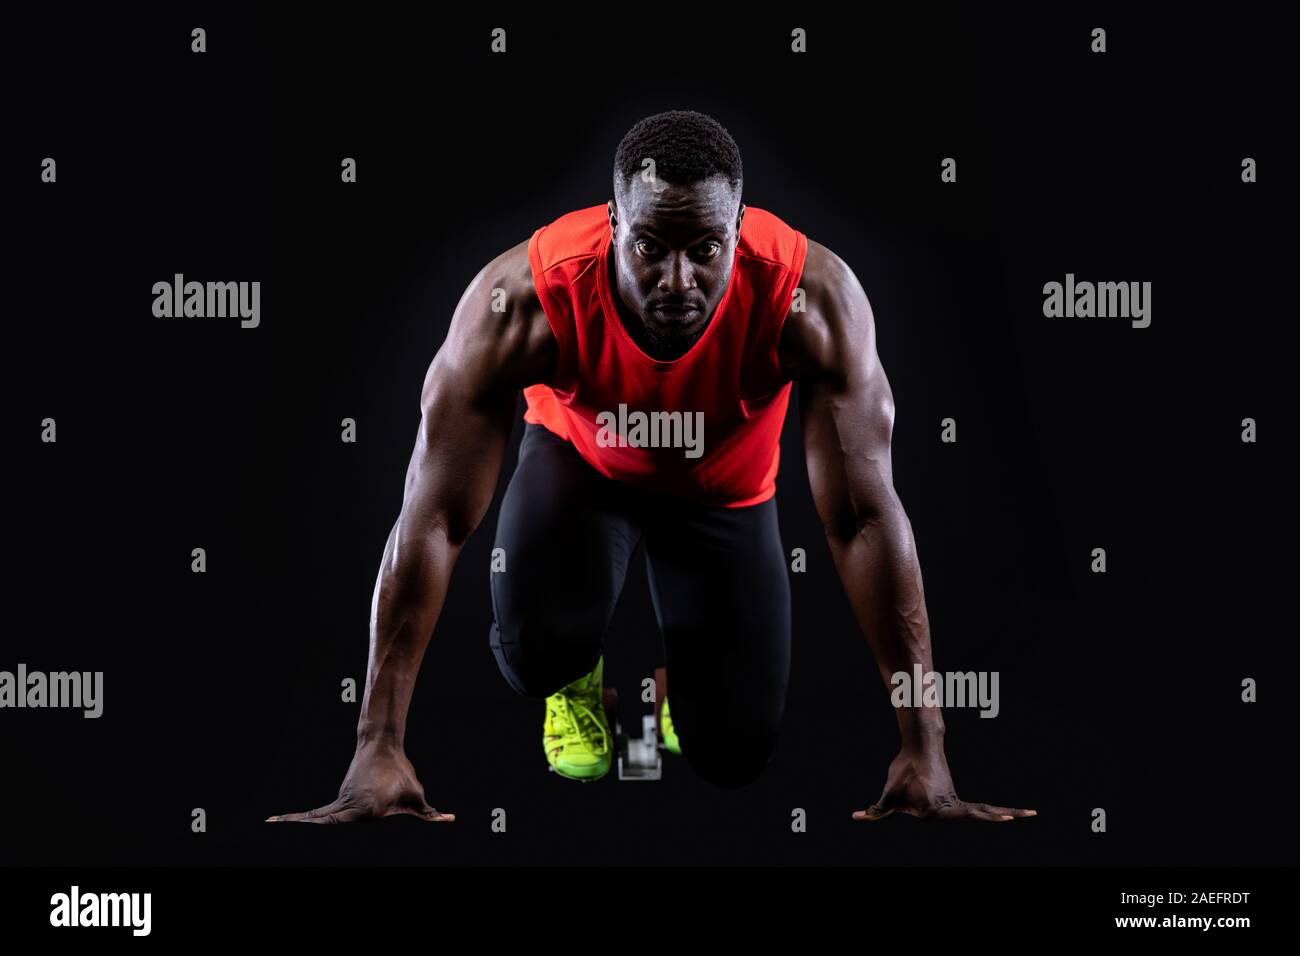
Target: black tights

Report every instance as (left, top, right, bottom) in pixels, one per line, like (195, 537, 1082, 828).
(489, 423, 793, 788)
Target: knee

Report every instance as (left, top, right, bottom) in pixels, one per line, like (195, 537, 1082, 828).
(677, 713, 780, 789)
(489, 617, 602, 700)
(687, 737, 778, 789)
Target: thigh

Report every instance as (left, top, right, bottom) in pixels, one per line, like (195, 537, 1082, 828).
(489, 424, 641, 695)
(642, 495, 792, 781)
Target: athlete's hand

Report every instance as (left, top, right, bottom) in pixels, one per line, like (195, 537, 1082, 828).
(852, 746, 1035, 822)
(266, 743, 455, 824)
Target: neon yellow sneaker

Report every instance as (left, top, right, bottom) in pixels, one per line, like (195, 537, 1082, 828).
(543, 656, 612, 781)
(660, 694, 682, 756)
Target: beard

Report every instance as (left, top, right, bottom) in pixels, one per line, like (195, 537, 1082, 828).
(637, 315, 708, 360)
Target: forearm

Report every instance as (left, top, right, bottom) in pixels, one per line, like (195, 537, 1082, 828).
(356, 515, 462, 752)
(825, 497, 945, 751)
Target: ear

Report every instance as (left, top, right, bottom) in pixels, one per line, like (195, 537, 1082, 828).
(607, 199, 618, 236)
(736, 202, 745, 235)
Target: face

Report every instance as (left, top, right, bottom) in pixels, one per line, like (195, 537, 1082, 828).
(608, 174, 743, 353)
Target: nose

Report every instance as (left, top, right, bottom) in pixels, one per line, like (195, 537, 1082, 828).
(658, 252, 696, 296)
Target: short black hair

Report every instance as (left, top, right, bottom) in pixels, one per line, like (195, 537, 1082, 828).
(613, 110, 743, 201)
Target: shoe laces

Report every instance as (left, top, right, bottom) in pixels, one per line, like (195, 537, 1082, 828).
(548, 689, 609, 756)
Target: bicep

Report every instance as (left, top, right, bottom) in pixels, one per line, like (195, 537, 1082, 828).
(399, 264, 537, 545)
(795, 254, 898, 536)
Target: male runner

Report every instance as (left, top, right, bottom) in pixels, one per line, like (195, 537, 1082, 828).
(269, 110, 1034, 824)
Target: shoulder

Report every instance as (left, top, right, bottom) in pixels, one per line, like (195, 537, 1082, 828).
(798, 238, 866, 318)
(737, 206, 807, 269)
(529, 204, 609, 273)
(441, 237, 556, 393)
(480, 237, 544, 319)
(777, 238, 876, 383)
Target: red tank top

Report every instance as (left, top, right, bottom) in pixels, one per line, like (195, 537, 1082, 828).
(523, 204, 807, 507)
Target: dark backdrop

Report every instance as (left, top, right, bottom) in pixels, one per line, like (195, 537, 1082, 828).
(5, 10, 1292, 866)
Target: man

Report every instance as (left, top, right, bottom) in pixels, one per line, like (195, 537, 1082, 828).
(269, 110, 1034, 824)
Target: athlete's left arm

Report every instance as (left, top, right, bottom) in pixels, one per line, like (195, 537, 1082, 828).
(780, 238, 1035, 823)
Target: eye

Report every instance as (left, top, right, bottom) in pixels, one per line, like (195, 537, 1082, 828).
(698, 241, 722, 258)
(635, 239, 659, 256)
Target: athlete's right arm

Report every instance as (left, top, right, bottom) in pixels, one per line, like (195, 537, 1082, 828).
(267, 238, 555, 824)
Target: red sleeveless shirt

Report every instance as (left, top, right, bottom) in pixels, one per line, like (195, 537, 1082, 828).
(523, 204, 807, 507)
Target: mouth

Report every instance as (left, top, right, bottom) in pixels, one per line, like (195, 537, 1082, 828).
(651, 303, 701, 319)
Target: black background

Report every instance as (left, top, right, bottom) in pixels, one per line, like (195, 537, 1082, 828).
(5, 9, 1293, 869)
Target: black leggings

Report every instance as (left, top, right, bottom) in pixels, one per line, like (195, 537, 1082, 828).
(489, 423, 792, 788)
